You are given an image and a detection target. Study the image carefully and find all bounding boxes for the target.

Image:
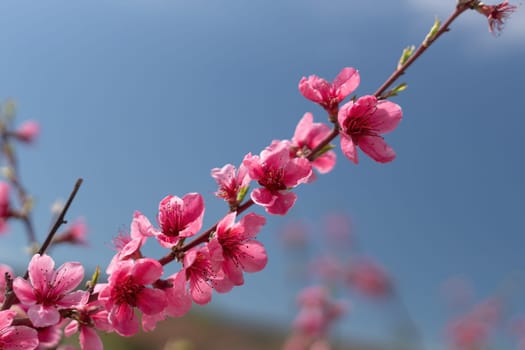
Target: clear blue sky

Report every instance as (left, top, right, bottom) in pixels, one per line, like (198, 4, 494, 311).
(0, 1, 524, 348)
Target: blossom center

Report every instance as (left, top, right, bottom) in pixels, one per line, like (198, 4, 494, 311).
(113, 276, 144, 306)
(259, 167, 286, 192)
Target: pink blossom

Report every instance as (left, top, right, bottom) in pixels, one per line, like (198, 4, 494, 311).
(156, 193, 204, 248)
(142, 270, 193, 331)
(346, 258, 391, 298)
(209, 212, 267, 292)
(299, 67, 360, 116)
(179, 245, 224, 305)
(0, 182, 11, 233)
(447, 316, 491, 349)
(13, 254, 89, 328)
(309, 255, 343, 285)
(290, 112, 336, 182)
(14, 120, 40, 143)
(211, 164, 251, 208)
(0, 264, 14, 304)
(280, 220, 309, 248)
(64, 301, 112, 350)
(98, 258, 167, 336)
(475, 1, 517, 35)
(0, 309, 39, 350)
(53, 218, 88, 246)
(243, 141, 311, 215)
(338, 95, 402, 164)
(106, 211, 157, 274)
(293, 286, 347, 337)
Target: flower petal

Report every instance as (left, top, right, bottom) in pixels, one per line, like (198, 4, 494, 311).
(368, 100, 402, 134)
(340, 134, 358, 164)
(358, 135, 396, 163)
(333, 67, 360, 100)
(136, 288, 167, 315)
(27, 304, 60, 328)
(53, 262, 84, 294)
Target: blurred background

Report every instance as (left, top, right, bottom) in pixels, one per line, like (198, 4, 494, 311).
(0, 0, 524, 349)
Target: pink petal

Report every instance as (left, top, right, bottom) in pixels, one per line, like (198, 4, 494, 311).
(282, 158, 312, 187)
(190, 277, 212, 305)
(313, 151, 336, 174)
(333, 67, 360, 99)
(340, 134, 358, 164)
(237, 240, 268, 273)
(131, 211, 158, 238)
(136, 288, 167, 315)
(28, 254, 54, 293)
(251, 188, 276, 207)
(53, 262, 84, 294)
(238, 213, 266, 239)
(110, 303, 139, 337)
(367, 100, 402, 134)
(266, 191, 297, 215)
(216, 212, 236, 237)
(64, 320, 79, 337)
(181, 193, 205, 226)
(27, 304, 60, 327)
(293, 112, 314, 143)
(0, 310, 15, 329)
(0, 325, 39, 350)
(79, 327, 103, 350)
(12, 278, 36, 305)
(57, 290, 90, 308)
(165, 271, 192, 318)
(213, 270, 236, 293)
(298, 76, 327, 103)
(358, 135, 396, 163)
(242, 153, 264, 180)
(132, 258, 163, 285)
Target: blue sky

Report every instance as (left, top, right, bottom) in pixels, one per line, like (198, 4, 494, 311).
(0, 1, 524, 348)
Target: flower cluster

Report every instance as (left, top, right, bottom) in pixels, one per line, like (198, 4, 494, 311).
(0, 65, 404, 349)
(0, 2, 517, 347)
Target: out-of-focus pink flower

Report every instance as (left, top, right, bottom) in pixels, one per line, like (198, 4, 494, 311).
(447, 316, 491, 349)
(0, 264, 14, 304)
(446, 297, 502, 349)
(211, 164, 251, 208)
(209, 212, 267, 292)
(0, 309, 39, 350)
(475, 1, 517, 35)
(13, 254, 89, 328)
(280, 220, 309, 248)
(299, 67, 360, 116)
(0, 182, 11, 234)
(156, 193, 204, 248)
(14, 120, 40, 143)
(290, 112, 336, 182)
(243, 141, 311, 215)
(309, 255, 343, 285)
(346, 258, 391, 298)
(106, 211, 157, 274)
(178, 244, 224, 305)
(323, 213, 352, 247)
(293, 286, 347, 337)
(338, 95, 402, 164)
(98, 258, 167, 336)
(53, 218, 88, 246)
